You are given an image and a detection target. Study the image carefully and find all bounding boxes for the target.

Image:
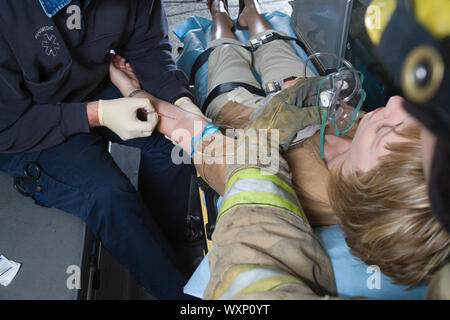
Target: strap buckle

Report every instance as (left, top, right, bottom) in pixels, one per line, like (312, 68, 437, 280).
(264, 77, 298, 95)
(264, 81, 282, 94)
(248, 32, 279, 51)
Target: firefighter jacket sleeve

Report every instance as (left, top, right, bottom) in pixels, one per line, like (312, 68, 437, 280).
(203, 131, 338, 299)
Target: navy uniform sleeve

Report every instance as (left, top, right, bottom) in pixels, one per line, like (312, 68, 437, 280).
(119, 0, 193, 103)
(0, 34, 90, 153)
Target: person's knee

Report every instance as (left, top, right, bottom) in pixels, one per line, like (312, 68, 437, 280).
(214, 44, 252, 66)
(137, 131, 174, 156)
(85, 173, 142, 220)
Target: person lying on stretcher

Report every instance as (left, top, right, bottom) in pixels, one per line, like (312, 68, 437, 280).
(108, 0, 449, 290)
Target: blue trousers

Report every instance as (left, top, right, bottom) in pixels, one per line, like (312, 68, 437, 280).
(0, 84, 193, 299)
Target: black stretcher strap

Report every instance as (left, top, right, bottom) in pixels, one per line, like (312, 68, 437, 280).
(189, 44, 232, 85)
(189, 33, 309, 87)
(201, 82, 267, 114)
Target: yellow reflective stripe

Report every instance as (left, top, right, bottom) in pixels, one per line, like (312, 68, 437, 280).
(234, 275, 305, 297)
(225, 167, 296, 198)
(214, 265, 305, 300)
(213, 265, 256, 300)
(414, 0, 450, 40)
(223, 178, 301, 210)
(218, 190, 306, 221)
(220, 167, 307, 221)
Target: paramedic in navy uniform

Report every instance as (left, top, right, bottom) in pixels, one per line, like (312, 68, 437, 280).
(0, 0, 195, 299)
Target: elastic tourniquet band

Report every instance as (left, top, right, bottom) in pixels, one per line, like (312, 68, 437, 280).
(190, 123, 220, 158)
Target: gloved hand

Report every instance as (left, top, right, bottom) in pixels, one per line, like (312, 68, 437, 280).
(225, 128, 290, 185)
(174, 97, 210, 121)
(248, 77, 324, 150)
(98, 98, 158, 140)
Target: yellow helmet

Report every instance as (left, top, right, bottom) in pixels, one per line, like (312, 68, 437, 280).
(365, 0, 450, 45)
(365, 0, 449, 106)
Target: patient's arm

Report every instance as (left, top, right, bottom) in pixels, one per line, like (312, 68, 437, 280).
(135, 91, 209, 155)
(109, 54, 209, 155)
(109, 54, 231, 194)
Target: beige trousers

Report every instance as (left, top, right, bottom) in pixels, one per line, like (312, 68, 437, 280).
(205, 29, 315, 120)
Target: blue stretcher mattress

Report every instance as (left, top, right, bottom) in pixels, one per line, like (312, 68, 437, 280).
(174, 11, 428, 300)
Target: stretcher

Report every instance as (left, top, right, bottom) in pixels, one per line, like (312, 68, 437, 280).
(175, 10, 428, 300)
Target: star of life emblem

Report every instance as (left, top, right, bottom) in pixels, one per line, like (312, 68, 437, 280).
(41, 33, 60, 57)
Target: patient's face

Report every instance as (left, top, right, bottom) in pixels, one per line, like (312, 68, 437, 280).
(326, 96, 421, 174)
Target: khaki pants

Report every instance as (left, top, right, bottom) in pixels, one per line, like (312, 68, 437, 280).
(205, 29, 315, 120)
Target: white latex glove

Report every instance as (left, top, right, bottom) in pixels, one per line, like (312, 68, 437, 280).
(174, 97, 210, 120)
(98, 98, 158, 140)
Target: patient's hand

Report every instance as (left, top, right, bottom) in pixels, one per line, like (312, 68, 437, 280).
(109, 54, 141, 97)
